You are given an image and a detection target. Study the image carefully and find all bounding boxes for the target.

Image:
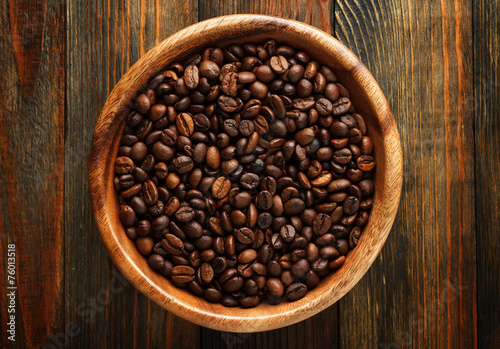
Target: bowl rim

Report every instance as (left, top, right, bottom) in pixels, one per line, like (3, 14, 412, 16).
(89, 14, 403, 332)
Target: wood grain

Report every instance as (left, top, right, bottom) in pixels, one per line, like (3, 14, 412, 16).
(64, 0, 199, 348)
(474, 1, 500, 348)
(198, 1, 339, 346)
(7, 0, 47, 98)
(0, 0, 65, 348)
(335, 0, 477, 347)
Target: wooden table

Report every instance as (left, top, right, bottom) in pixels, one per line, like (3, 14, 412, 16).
(1, 1, 498, 348)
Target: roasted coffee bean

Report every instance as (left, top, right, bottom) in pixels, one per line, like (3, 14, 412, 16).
(120, 205, 137, 226)
(175, 206, 195, 222)
(267, 278, 284, 304)
(283, 198, 305, 215)
(161, 234, 184, 255)
(313, 213, 332, 235)
(286, 283, 307, 301)
(136, 237, 154, 255)
(331, 97, 352, 116)
(171, 265, 195, 283)
(238, 249, 258, 264)
(240, 173, 260, 190)
(115, 156, 134, 175)
(211, 177, 231, 199)
(176, 113, 194, 136)
(235, 227, 255, 244)
(280, 225, 296, 242)
(357, 155, 376, 171)
(256, 191, 273, 210)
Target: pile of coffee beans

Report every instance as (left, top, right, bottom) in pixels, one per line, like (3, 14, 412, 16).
(114, 40, 376, 308)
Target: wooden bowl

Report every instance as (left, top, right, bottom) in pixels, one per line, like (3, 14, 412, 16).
(89, 14, 402, 332)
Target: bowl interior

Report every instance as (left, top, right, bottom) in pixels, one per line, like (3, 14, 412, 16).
(89, 15, 402, 332)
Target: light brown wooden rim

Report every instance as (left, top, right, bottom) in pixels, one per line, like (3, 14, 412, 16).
(89, 14, 403, 332)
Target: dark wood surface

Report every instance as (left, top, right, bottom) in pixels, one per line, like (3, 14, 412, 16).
(0, 0, 498, 348)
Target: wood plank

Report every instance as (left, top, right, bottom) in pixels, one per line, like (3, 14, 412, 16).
(64, 0, 199, 348)
(198, 2, 338, 348)
(335, 0, 476, 347)
(474, 2, 500, 348)
(0, 0, 65, 348)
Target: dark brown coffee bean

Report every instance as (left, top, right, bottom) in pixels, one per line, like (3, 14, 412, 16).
(136, 237, 154, 255)
(239, 295, 260, 308)
(280, 225, 296, 243)
(290, 259, 309, 278)
(171, 265, 195, 283)
(171, 155, 193, 174)
(235, 227, 255, 245)
(331, 97, 352, 116)
(295, 127, 316, 146)
(286, 283, 307, 301)
(258, 244, 273, 264)
(316, 98, 333, 116)
(292, 96, 315, 111)
(269, 94, 286, 119)
(238, 249, 258, 264)
(161, 234, 184, 255)
(313, 213, 332, 235)
(199, 262, 214, 284)
(256, 191, 273, 210)
(120, 205, 137, 226)
(261, 176, 277, 194)
(240, 173, 260, 190)
(334, 239, 349, 256)
(357, 155, 376, 171)
(115, 156, 134, 175)
(175, 206, 195, 222)
(343, 196, 360, 215)
(232, 192, 252, 209)
(283, 198, 305, 215)
(328, 255, 346, 270)
(204, 288, 223, 303)
(267, 278, 284, 304)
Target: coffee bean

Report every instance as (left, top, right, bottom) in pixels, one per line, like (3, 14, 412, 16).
(286, 283, 307, 301)
(238, 249, 258, 264)
(120, 205, 137, 226)
(184, 65, 200, 89)
(175, 206, 195, 222)
(357, 155, 376, 171)
(343, 196, 360, 215)
(212, 177, 231, 199)
(171, 265, 195, 283)
(240, 173, 260, 190)
(206, 146, 221, 170)
(115, 156, 134, 175)
(313, 213, 332, 235)
(235, 227, 255, 244)
(295, 127, 316, 146)
(280, 225, 296, 242)
(331, 97, 352, 116)
(176, 113, 195, 136)
(256, 191, 273, 210)
(283, 198, 305, 215)
(161, 234, 184, 255)
(270, 55, 289, 74)
(267, 278, 284, 304)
